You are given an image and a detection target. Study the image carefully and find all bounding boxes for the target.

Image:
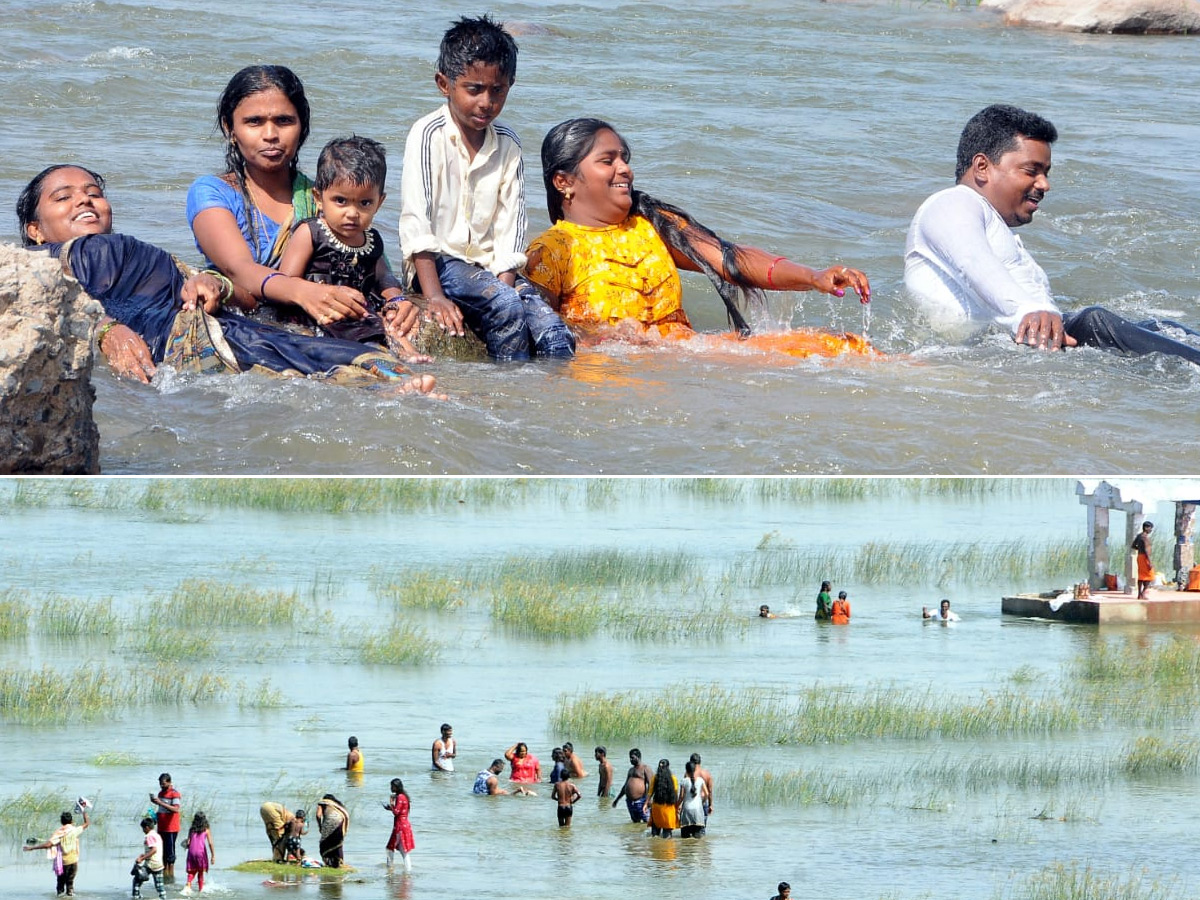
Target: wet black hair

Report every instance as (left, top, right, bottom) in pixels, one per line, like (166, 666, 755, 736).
(652, 759, 677, 804)
(540, 117, 758, 336)
(595, 746, 606, 756)
(390, 778, 407, 796)
(689, 752, 701, 764)
(441, 723, 452, 732)
(140, 816, 155, 830)
(60, 811, 74, 825)
(316, 136, 387, 194)
(630, 748, 641, 760)
(562, 742, 573, 752)
(347, 736, 358, 749)
(216, 65, 311, 257)
(685, 760, 699, 796)
(778, 883, 791, 893)
(17, 164, 106, 247)
(820, 580, 831, 592)
(1143, 521, 1155, 530)
(955, 104, 1058, 182)
(490, 758, 505, 771)
(838, 591, 848, 599)
(158, 772, 171, 783)
(437, 15, 518, 84)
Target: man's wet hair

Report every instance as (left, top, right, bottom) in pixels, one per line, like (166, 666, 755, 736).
(437, 14, 518, 83)
(955, 104, 1057, 181)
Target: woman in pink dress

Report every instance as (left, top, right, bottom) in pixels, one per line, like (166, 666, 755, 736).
(183, 811, 213, 894)
(384, 779, 414, 872)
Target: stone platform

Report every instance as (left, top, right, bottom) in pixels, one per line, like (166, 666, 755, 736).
(1002, 589, 1200, 624)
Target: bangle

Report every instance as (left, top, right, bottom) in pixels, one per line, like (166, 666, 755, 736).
(766, 256, 786, 290)
(206, 270, 234, 305)
(260, 271, 285, 300)
(96, 320, 117, 347)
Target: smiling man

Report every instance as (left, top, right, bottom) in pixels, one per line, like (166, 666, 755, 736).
(905, 104, 1200, 363)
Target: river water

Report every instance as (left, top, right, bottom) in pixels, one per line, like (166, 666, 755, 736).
(1, 1, 1198, 473)
(2, 479, 1198, 899)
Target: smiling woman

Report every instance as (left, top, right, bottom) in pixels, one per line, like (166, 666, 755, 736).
(524, 118, 874, 359)
(17, 164, 437, 391)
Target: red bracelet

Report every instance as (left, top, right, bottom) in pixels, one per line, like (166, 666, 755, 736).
(766, 256, 786, 290)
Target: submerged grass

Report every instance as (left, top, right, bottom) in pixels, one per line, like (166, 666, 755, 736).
(552, 683, 1081, 746)
(1121, 735, 1200, 776)
(0, 789, 75, 832)
(37, 597, 118, 636)
(490, 578, 607, 638)
(733, 539, 1084, 589)
(151, 579, 303, 628)
(89, 751, 141, 766)
(0, 664, 229, 723)
(997, 862, 1186, 900)
(498, 547, 702, 589)
(135, 623, 215, 660)
(369, 568, 468, 610)
(356, 624, 441, 665)
(0, 591, 31, 639)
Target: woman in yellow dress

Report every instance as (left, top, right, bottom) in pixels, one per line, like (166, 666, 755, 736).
(647, 759, 680, 838)
(525, 118, 873, 359)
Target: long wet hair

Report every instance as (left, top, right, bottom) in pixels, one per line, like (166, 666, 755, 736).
(684, 760, 699, 797)
(540, 117, 760, 335)
(188, 811, 209, 836)
(215, 65, 311, 257)
(17, 164, 107, 247)
(652, 759, 677, 804)
(390, 778, 407, 798)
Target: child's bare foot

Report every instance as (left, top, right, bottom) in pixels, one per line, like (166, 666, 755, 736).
(400, 374, 447, 399)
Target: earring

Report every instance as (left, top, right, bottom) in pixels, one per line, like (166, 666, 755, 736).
(563, 189, 574, 201)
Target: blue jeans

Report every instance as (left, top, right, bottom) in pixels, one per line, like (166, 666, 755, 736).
(432, 256, 575, 361)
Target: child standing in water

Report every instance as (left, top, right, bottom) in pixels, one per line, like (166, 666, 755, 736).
(278, 137, 423, 359)
(182, 812, 213, 895)
(551, 771, 581, 827)
(383, 778, 414, 871)
(398, 15, 575, 361)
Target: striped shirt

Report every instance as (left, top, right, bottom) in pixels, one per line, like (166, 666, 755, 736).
(398, 104, 527, 285)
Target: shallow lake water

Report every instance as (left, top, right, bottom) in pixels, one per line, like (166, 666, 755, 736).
(2, 478, 1198, 899)
(2, 1, 1200, 473)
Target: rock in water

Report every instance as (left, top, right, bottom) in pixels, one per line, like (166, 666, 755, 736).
(980, 0, 1200, 33)
(0, 243, 102, 473)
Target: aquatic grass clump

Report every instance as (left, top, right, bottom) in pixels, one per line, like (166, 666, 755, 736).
(239, 678, 286, 708)
(1121, 735, 1200, 776)
(37, 597, 118, 636)
(725, 767, 859, 808)
(0, 665, 121, 721)
(356, 624, 441, 665)
(152, 579, 303, 628)
(997, 862, 1185, 900)
(498, 547, 701, 589)
(734, 538, 1085, 590)
(135, 623, 215, 660)
(552, 683, 1082, 746)
(1072, 635, 1200, 686)
(605, 603, 748, 642)
(89, 751, 141, 766)
(181, 478, 535, 514)
(370, 569, 467, 610)
(0, 789, 76, 831)
(0, 590, 32, 639)
(490, 578, 608, 639)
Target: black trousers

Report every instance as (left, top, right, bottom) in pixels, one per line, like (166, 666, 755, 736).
(1064, 306, 1200, 365)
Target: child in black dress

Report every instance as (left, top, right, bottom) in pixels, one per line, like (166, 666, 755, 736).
(279, 136, 424, 359)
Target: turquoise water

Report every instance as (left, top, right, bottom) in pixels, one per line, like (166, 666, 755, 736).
(2, 1, 1200, 473)
(2, 478, 1198, 899)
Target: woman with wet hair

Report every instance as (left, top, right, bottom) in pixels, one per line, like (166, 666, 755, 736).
(647, 758, 679, 838)
(526, 118, 872, 359)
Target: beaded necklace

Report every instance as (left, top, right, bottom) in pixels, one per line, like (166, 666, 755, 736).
(318, 217, 374, 258)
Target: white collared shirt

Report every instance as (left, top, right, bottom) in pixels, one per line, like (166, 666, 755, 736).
(398, 104, 527, 285)
(904, 184, 1060, 335)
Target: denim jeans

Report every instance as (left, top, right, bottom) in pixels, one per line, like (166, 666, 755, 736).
(1064, 306, 1200, 365)
(432, 256, 575, 361)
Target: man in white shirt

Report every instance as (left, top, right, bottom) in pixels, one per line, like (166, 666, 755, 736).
(923, 599, 961, 622)
(906, 104, 1200, 363)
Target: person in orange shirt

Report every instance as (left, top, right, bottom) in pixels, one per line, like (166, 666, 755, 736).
(830, 591, 851, 625)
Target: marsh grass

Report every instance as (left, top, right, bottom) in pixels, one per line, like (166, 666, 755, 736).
(37, 597, 118, 636)
(0, 789, 75, 832)
(0, 664, 229, 723)
(726, 767, 859, 808)
(151, 579, 303, 628)
(232, 860, 354, 876)
(498, 547, 701, 589)
(136, 623, 215, 660)
(552, 684, 1082, 746)
(734, 539, 1084, 590)
(1121, 736, 1200, 775)
(605, 604, 748, 641)
(0, 591, 31, 639)
(998, 862, 1185, 900)
(355, 624, 441, 665)
(1073, 635, 1200, 686)
(490, 578, 607, 638)
(239, 678, 286, 708)
(89, 751, 141, 766)
(370, 569, 467, 611)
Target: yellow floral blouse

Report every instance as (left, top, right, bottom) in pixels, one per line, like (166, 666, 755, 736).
(525, 215, 691, 330)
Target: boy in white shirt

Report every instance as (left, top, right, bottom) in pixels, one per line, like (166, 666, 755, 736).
(133, 817, 166, 900)
(399, 15, 575, 361)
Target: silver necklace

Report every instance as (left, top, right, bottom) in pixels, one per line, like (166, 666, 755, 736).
(318, 217, 374, 258)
